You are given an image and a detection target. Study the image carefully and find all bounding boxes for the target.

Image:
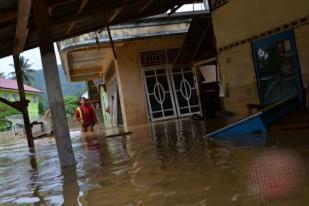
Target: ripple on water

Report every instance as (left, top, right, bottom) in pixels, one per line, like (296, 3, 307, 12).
(1, 119, 309, 206)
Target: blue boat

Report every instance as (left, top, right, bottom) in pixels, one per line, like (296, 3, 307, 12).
(207, 96, 302, 139)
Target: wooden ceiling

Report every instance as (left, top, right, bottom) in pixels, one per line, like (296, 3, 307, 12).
(0, 0, 201, 58)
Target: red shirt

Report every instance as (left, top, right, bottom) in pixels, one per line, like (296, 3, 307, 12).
(76, 104, 97, 126)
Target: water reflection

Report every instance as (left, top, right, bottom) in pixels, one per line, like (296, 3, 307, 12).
(246, 149, 306, 201)
(1, 118, 309, 205)
(62, 166, 80, 206)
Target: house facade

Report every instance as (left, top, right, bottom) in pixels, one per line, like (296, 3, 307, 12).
(208, 0, 309, 115)
(0, 78, 42, 118)
(58, 11, 207, 128)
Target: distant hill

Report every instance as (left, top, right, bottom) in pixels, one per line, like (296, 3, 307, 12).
(31, 65, 87, 109)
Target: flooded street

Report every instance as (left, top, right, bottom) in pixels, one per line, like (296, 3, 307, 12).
(1, 118, 309, 206)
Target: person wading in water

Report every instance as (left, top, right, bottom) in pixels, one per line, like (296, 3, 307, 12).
(76, 97, 97, 132)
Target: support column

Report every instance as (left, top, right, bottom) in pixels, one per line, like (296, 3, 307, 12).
(32, 0, 75, 167)
(13, 54, 35, 151)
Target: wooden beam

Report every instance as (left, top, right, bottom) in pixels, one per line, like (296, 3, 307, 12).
(32, 0, 75, 167)
(50, 0, 156, 27)
(0, 97, 28, 112)
(108, 0, 130, 23)
(13, 54, 35, 151)
(70, 66, 102, 76)
(13, 0, 32, 55)
(137, 0, 155, 15)
(0, 10, 16, 24)
(108, 8, 123, 23)
(71, 73, 102, 82)
(0, 0, 74, 24)
(65, 0, 88, 35)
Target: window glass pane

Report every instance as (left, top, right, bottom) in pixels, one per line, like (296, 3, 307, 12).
(254, 38, 299, 105)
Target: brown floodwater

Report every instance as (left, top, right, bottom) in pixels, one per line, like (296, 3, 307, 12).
(0, 118, 309, 206)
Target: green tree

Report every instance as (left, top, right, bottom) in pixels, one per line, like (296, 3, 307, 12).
(64, 96, 78, 117)
(0, 103, 20, 131)
(9, 56, 35, 85)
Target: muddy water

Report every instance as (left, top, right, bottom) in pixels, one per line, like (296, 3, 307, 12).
(0, 119, 309, 206)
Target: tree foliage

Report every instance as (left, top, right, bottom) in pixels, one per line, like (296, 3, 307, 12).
(64, 96, 78, 117)
(0, 103, 20, 131)
(9, 56, 35, 85)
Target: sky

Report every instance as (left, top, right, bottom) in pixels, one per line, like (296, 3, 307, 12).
(0, 43, 62, 75)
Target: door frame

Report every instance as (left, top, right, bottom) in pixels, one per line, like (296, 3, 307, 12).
(169, 67, 201, 117)
(142, 65, 178, 122)
(252, 29, 304, 106)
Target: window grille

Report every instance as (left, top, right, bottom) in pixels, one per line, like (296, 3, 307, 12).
(140, 50, 166, 67)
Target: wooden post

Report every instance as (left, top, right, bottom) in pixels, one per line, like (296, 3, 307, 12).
(32, 0, 75, 167)
(13, 54, 35, 151)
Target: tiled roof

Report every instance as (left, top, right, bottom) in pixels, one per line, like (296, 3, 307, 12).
(0, 78, 42, 93)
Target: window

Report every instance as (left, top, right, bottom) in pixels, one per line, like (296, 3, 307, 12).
(140, 50, 166, 67)
(32, 95, 38, 103)
(12, 93, 19, 101)
(2, 92, 9, 100)
(252, 30, 303, 106)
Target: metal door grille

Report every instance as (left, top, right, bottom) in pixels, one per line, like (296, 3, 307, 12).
(170, 67, 200, 116)
(143, 67, 177, 121)
(141, 49, 200, 121)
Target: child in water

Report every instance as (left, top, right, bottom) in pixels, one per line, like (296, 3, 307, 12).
(76, 97, 97, 132)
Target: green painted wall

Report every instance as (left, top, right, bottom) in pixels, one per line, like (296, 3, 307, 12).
(0, 89, 40, 119)
(100, 86, 111, 128)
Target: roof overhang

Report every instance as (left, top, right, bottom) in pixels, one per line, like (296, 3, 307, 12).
(59, 16, 198, 82)
(0, 0, 202, 59)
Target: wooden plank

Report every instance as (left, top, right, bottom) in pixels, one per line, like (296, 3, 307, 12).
(51, 0, 156, 27)
(32, 0, 75, 167)
(0, 97, 27, 112)
(70, 66, 102, 76)
(71, 73, 102, 82)
(13, 0, 32, 55)
(0, 10, 17, 24)
(68, 50, 105, 62)
(0, 0, 74, 24)
(108, 8, 123, 23)
(137, 0, 155, 15)
(13, 54, 35, 151)
(108, 0, 131, 23)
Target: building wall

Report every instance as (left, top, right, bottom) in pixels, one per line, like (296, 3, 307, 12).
(100, 86, 111, 128)
(212, 0, 309, 48)
(212, 0, 309, 115)
(218, 44, 259, 115)
(295, 24, 309, 85)
(115, 35, 185, 126)
(0, 89, 40, 118)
